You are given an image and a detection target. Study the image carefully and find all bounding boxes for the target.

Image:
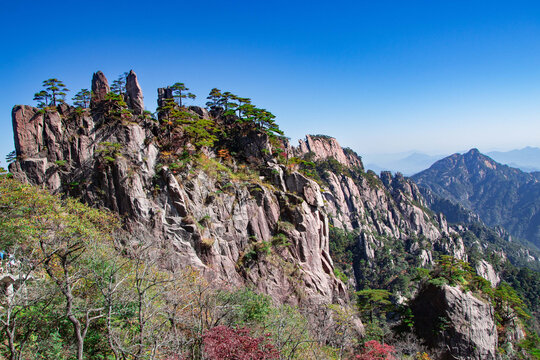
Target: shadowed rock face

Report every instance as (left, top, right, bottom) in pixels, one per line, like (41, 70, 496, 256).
(90, 71, 110, 107)
(126, 70, 144, 114)
(412, 284, 498, 360)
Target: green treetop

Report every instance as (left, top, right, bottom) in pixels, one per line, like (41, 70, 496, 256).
(356, 288, 392, 323)
(72, 89, 91, 108)
(34, 78, 69, 108)
(206, 88, 223, 108)
(110, 72, 128, 95)
(171, 82, 196, 107)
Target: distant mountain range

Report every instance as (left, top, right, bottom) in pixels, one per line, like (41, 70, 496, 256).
(487, 146, 540, 172)
(365, 146, 540, 175)
(412, 149, 540, 249)
(365, 152, 445, 175)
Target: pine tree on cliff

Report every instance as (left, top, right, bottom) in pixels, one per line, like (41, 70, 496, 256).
(34, 78, 69, 108)
(33, 90, 50, 108)
(206, 88, 223, 108)
(171, 82, 196, 107)
(110, 72, 128, 96)
(43, 78, 69, 106)
(72, 89, 91, 108)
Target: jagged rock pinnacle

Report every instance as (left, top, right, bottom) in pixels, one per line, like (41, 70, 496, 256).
(126, 70, 144, 115)
(90, 71, 110, 107)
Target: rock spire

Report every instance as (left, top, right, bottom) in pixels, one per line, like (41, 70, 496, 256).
(126, 70, 144, 114)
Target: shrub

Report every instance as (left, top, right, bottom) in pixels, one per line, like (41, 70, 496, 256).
(201, 237, 215, 249)
(203, 326, 279, 360)
(353, 340, 396, 360)
(271, 233, 290, 247)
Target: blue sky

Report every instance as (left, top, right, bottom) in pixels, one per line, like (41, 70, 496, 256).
(1, 0, 540, 167)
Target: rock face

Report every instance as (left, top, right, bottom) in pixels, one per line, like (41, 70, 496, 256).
(293, 136, 469, 285)
(8, 89, 348, 314)
(476, 259, 500, 287)
(90, 71, 110, 106)
(126, 70, 144, 114)
(412, 284, 498, 360)
(10, 103, 95, 191)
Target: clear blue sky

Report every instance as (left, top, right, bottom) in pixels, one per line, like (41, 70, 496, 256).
(2, 0, 540, 167)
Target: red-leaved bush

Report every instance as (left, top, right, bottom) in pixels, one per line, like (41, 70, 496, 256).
(203, 325, 280, 360)
(353, 340, 396, 360)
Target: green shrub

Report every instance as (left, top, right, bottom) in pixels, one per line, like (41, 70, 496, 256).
(271, 233, 290, 247)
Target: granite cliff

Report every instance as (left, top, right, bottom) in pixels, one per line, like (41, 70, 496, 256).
(8, 70, 534, 358)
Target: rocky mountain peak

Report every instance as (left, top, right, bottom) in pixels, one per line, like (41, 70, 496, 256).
(413, 149, 540, 248)
(296, 134, 363, 169)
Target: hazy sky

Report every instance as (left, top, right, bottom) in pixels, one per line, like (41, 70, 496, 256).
(1, 0, 540, 168)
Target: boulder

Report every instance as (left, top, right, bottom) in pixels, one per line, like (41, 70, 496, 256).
(412, 284, 498, 360)
(296, 134, 363, 169)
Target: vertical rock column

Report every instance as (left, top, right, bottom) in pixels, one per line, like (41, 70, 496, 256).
(90, 71, 110, 108)
(126, 70, 144, 115)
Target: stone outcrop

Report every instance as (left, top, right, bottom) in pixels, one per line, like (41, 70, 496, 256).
(126, 70, 144, 114)
(90, 71, 110, 106)
(296, 134, 363, 169)
(157, 87, 173, 108)
(476, 259, 500, 287)
(10, 103, 96, 191)
(412, 284, 498, 360)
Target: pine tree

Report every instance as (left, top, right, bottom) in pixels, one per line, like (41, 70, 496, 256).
(206, 88, 223, 108)
(72, 89, 91, 108)
(110, 72, 128, 95)
(33, 90, 50, 108)
(171, 82, 196, 107)
(42, 78, 69, 106)
(33, 78, 69, 108)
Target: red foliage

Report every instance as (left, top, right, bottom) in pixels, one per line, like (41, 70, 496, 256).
(203, 325, 280, 360)
(353, 340, 396, 360)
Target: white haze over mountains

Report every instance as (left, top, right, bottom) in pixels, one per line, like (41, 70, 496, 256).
(364, 147, 540, 176)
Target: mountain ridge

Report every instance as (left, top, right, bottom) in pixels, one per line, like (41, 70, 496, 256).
(412, 148, 540, 249)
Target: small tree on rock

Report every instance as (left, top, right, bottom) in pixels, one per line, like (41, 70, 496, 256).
(72, 89, 91, 108)
(110, 72, 128, 96)
(206, 88, 223, 108)
(34, 78, 69, 108)
(171, 82, 196, 107)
